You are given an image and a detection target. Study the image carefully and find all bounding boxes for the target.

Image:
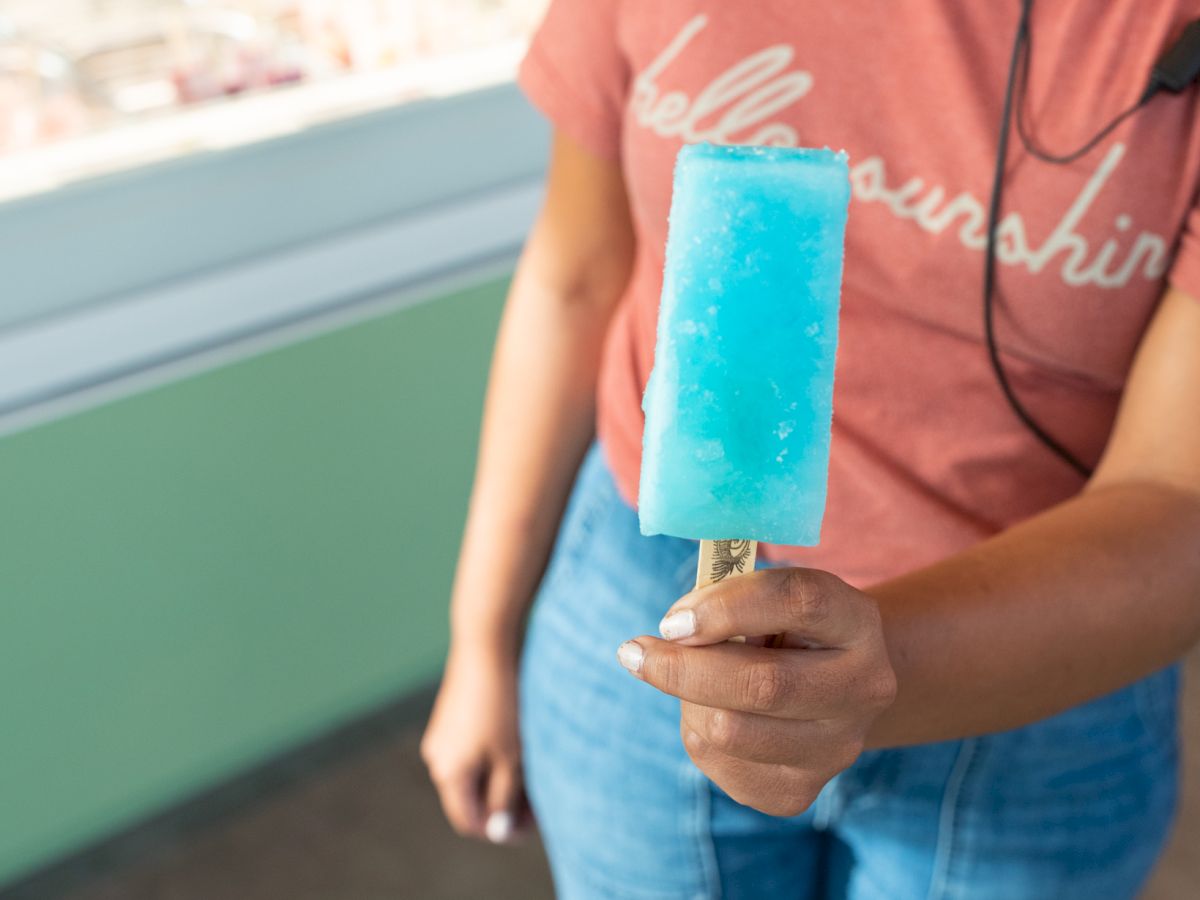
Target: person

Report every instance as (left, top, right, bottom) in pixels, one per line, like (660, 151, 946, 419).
(420, 1, 1200, 896)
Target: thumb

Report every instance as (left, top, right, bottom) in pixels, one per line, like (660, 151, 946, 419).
(483, 756, 523, 844)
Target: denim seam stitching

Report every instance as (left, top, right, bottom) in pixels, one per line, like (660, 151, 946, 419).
(926, 738, 981, 900)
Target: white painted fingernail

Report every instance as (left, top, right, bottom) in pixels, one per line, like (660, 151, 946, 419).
(617, 640, 644, 674)
(659, 609, 696, 640)
(485, 810, 514, 843)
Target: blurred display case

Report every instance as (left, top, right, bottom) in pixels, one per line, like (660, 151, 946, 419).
(0, 0, 548, 201)
(0, 0, 551, 436)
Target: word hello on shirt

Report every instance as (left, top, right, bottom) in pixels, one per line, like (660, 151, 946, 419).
(631, 14, 1169, 290)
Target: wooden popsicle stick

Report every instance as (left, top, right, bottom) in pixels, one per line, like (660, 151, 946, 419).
(696, 539, 785, 648)
(697, 539, 756, 644)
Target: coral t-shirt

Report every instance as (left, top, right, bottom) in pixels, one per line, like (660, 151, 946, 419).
(518, 1, 1200, 586)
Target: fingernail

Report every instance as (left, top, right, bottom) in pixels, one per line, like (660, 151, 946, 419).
(617, 640, 644, 674)
(485, 810, 514, 844)
(659, 609, 696, 640)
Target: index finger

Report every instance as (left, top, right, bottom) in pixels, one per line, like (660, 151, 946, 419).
(618, 636, 851, 719)
(657, 568, 878, 649)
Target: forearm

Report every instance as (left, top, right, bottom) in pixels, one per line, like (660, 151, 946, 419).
(449, 252, 626, 659)
(866, 480, 1200, 747)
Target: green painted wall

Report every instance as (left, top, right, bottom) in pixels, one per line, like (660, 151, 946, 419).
(0, 278, 507, 887)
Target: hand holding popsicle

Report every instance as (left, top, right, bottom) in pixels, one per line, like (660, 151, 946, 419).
(639, 143, 851, 635)
(616, 568, 896, 817)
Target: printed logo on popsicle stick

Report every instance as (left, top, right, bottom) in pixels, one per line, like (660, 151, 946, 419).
(696, 539, 758, 589)
(711, 540, 754, 581)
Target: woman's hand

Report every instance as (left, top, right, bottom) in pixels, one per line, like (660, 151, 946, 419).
(420, 644, 532, 843)
(616, 568, 896, 817)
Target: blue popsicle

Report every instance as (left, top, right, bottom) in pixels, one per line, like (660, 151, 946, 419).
(638, 143, 851, 547)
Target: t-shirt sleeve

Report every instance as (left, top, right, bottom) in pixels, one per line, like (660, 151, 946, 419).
(518, 0, 629, 160)
(1167, 203, 1200, 299)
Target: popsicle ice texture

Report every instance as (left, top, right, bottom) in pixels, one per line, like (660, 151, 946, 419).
(638, 143, 851, 547)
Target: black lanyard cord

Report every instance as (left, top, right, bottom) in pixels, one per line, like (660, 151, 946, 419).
(983, 0, 1094, 479)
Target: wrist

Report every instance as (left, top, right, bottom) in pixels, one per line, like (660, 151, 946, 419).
(448, 574, 532, 655)
(448, 618, 524, 664)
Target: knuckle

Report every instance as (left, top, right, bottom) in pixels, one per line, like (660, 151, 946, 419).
(743, 661, 789, 712)
(427, 756, 469, 786)
(707, 709, 743, 753)
(778, 568, 833, 628)
(863, 667, 899, 708)
(860, 594, 885, 629)
(682, 727, 710, 765)
(853, 597, 886, 642)
(427, 763, 455, 785)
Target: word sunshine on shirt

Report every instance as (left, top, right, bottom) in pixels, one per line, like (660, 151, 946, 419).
(631, 14, 1169, 292)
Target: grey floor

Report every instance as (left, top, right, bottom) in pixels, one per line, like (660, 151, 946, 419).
(53, 651, 1200, 900)
(56, 726, 554, 900)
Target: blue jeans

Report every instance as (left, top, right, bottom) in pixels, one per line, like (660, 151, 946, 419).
(518, 444, 1181, 898)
